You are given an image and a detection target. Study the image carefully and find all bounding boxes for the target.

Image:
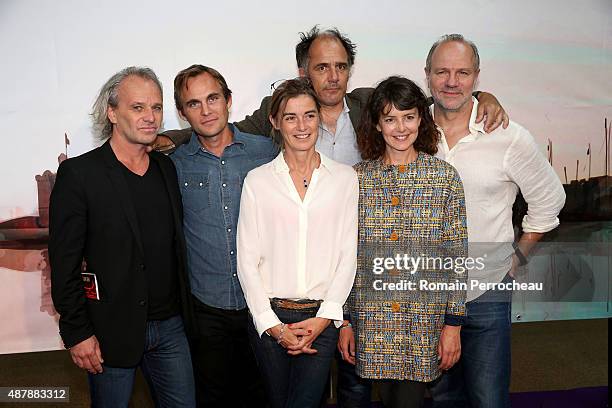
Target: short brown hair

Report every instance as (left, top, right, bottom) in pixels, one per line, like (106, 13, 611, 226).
(269, 77, 320, 144)
(173, 64, 232, 113)
(358, 76, 440, 160)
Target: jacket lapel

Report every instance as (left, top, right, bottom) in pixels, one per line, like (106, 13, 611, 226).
(346, 94, 363, 131)
(100, 141, 145, 257)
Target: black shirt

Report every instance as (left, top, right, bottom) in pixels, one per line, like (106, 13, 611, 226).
(121, 158, 179, 320)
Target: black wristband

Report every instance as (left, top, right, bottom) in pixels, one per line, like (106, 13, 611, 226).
(512, 242, 528, 266)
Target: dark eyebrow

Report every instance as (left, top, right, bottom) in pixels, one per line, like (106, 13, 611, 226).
(207, 92, 221, 99)
(282, 110, 317, 117)
(184, 98, 200, 105)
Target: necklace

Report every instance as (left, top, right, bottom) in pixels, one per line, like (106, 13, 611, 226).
(293, 171, 311, 189)
(287, 152, 320, 190)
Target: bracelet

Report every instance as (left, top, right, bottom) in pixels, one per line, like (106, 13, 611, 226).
(340, 322, 352, 330)
(276, 323, 286, 344)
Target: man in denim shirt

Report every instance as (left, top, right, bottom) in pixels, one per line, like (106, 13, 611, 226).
(171, 65, 278, 407)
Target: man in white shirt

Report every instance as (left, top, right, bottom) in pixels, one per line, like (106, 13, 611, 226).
(426, 34, 566, 408)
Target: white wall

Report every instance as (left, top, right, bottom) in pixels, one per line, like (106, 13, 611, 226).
(1, 0, 611, 217)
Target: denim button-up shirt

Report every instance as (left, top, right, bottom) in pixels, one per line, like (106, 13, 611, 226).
(171, 124, 278, 310)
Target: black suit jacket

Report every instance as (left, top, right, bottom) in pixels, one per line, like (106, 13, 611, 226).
(49, 140, 195, 367)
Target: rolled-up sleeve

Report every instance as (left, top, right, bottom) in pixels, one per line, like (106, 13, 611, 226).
(504, 128, 566, 233)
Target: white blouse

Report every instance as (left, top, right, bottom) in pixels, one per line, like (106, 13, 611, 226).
(237, 152, 358, 336)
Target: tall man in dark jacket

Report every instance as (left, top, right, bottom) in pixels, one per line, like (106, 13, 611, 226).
(49, 67, 195, 407)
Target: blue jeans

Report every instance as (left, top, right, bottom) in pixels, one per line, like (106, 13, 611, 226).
(88, 315, 195, 408)
(336, 352, 372, 408)
(248, 306, 339, 408)
(430, 277, 512, 408)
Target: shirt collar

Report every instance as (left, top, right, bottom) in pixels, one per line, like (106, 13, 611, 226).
(319, 98, 350, 131)
(342, 97, 350, 114)
(430, 96, 485, 142)
(272, 150, 335, 175)
(184, 123, 245, 156)
(468, 97, 485, 136)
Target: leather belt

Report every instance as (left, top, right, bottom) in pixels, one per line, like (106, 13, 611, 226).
(270, 298, 322, 310)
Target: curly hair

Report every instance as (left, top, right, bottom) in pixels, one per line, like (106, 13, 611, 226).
(358, 76, 440, 160)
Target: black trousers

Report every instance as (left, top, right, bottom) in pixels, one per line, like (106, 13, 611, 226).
(377, 379, 427, 408)
(191, 296, 267, 408)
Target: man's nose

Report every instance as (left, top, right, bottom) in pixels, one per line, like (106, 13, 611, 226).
(328, 67, 339, 83)
(446, 73, 458, 87)
(143, 107, 155, 122)
(201, 103, 211, 116)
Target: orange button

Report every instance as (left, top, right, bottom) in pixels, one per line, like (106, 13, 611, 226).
(391, 302, 400, 312)
(389, 232, 398, 241)
(398, 165, 406, 173)
(391, 196, 400, 206)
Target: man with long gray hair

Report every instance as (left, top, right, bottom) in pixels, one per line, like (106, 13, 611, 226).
(49, 66, 196, 407)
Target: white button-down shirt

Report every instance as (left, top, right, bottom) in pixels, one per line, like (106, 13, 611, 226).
(316, 98, 362, 166)
(434, 98, 566, 300)
(237, 152, 359, 336)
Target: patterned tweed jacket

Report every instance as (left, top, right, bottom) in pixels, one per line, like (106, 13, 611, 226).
(348, 152, 468, 381)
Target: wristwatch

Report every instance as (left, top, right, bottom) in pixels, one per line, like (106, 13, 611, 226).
(339, 321, 353, 330)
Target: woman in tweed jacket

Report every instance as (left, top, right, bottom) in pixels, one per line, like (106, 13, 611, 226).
(340, 76, 468, 408)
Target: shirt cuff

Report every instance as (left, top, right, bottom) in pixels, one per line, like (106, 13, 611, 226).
(444, 313, 467, 326)
(253, 309, 282, 337)
(522, 216, 560, 234)
(316, 301, 344, 328)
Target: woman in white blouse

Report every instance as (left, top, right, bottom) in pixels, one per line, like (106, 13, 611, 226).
(236, 77, 358, 408)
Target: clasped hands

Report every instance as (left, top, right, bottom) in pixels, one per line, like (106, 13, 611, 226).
(267, 317, 331, 355)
